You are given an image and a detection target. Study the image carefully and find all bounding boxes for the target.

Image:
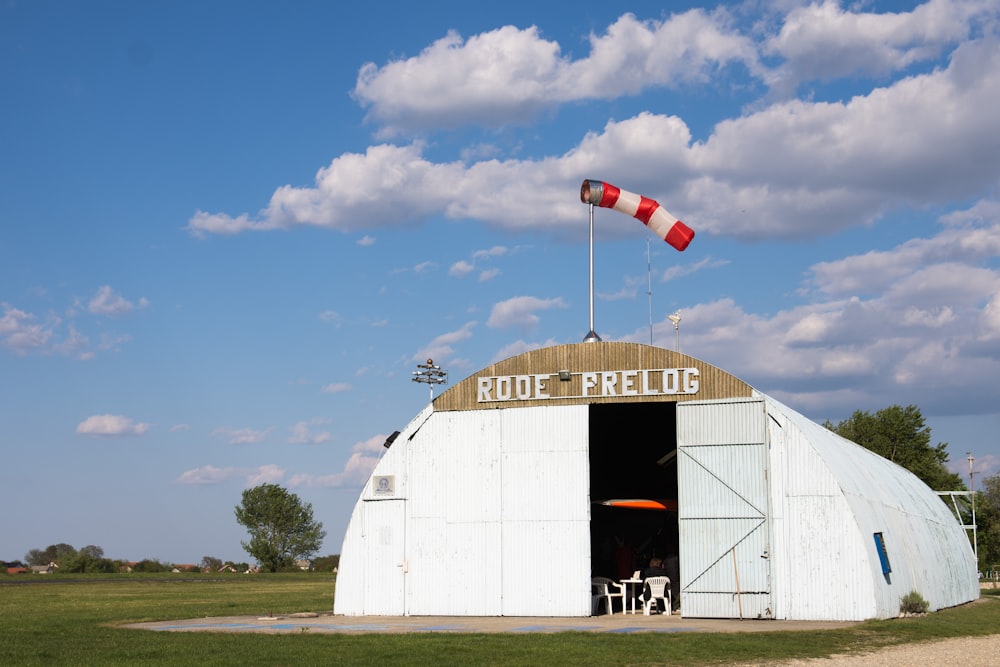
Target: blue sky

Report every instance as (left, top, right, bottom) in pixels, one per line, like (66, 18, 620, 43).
(3, 0, 1000, 565)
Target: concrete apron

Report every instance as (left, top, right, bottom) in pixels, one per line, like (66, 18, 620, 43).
(125, 611, 858, 635)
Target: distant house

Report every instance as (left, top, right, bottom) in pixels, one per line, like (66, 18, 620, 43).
(218, 565, 239, 573)
(171, 564, 199, 573)
(295, 559, 313, 571)
(30, 562, 57, 574)
(119, 561, 139, 573)
(6, 567, 27, 575)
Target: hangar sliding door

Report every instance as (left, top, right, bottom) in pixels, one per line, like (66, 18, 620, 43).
(677, 399, 772, 618)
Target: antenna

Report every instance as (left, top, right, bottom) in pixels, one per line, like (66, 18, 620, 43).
(647, 239, 653, 346)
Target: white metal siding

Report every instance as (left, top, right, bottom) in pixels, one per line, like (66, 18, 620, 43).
(405, 411, 503, 615)
(358, 499, 406, 615)
(766, 398, 978, 620)
(340, 404, 591, 616)
(678, 399, 772, 619)
(500, 407, 591, 616)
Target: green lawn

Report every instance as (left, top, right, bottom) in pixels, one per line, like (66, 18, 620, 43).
(1, 573, 998, 666)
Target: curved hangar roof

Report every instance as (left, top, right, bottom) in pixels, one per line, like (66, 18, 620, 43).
(334, 342, 978, 620)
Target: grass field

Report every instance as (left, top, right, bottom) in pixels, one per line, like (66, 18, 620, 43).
(2, 573, 998, 666)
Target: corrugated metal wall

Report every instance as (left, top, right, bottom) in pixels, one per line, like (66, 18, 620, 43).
(335, 343, 979, 620)
(765, 406, 878, 620)
(335, 404, 591, 616)
(499, 407, 591, 615)
(677, 398, 772, 619)
(766, 398, 979, 621)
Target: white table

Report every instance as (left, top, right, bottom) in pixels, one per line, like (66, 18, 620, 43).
(620, 578, 643, 614)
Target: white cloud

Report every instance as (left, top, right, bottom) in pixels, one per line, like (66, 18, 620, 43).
(357, 235, 376, 246)
(88, 286, 148, 317)
(322, 382, 351, 394)
(449, 260, 475, 277)
(288, 421, 333, 445)
(174, 464, 237, 485)
(76, 414, 151, 437)
(472, 246, 508, 259)
(353, 12, 758, 135)
(414, 321, 477, 363)
(186, 32, 1000, 245)
(627, 200, 1000, 417)
(763, 0, 992, 95)
(288, 434, 386, 488)
(487, 296, 568, 329)
(0, 303, 53, 354)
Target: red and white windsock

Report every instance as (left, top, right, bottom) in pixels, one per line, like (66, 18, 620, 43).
(580, 179, 694, 251)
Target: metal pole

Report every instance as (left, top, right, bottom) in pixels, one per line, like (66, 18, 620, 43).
(969, 452, 978, 562)
(583, 203, 601, 342)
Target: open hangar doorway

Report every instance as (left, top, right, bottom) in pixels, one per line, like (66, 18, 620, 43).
(589, 401, 680, 608)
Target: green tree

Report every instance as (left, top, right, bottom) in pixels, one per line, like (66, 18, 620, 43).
(824, 404, 963, 491)
(200, 556, 223, 572)
(975, 473, 1000, 573)
(234, 483, 326, 572)
(25, 543, 77, 567)
(312, 554, 340, 572)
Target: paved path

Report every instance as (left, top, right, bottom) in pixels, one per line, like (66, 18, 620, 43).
(127, 611, 856, 635)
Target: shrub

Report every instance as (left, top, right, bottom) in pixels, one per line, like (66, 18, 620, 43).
(899, 590, 929, 615)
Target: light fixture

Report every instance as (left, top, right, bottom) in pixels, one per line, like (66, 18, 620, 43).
(558, 370, 572, 381)
(667, 311, 681, 352)
(412, 358, 448, 401)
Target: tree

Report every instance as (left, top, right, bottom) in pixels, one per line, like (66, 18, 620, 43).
(234, 483, 326, 572)
(825, 404, 963, 491)
(200, 556, 223, 572)
(312, 554, 340, 572)
(975, 473, 1000, 573)
(79, 545, 104, 560)
(25, 543, 77, 567)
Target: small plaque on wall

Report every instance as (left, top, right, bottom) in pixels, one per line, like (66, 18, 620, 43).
(372, 475, 395, 497)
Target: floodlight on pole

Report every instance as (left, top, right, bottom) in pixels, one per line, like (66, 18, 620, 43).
(968, 452, 978, 562)
(668, 311, 681, 352)
(412, 358, 448, 401)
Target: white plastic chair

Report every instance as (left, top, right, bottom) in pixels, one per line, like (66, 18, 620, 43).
(641, 576, 672, 615)
(591, 576, 626, 615)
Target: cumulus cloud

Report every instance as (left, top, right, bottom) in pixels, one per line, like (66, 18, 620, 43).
(288, 435, 386, 488)
(451, 245, 510, 280)
(627, 200, 1000, 417)
(288, 420, 333, 445)
(763, 0, 993, 96)
(487, 296, 569, 329)
(353, 12, 758, 135)
(0, 303, 53, 354)
(187, 30, 1000, 244)
(321, 382, 351, 394)
(87, 286, 149, 317)
(76, 414, 151, 437)
(414, 321, 477, 363)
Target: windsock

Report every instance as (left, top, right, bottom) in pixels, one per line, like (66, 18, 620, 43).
(580, 179, 694, 251)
